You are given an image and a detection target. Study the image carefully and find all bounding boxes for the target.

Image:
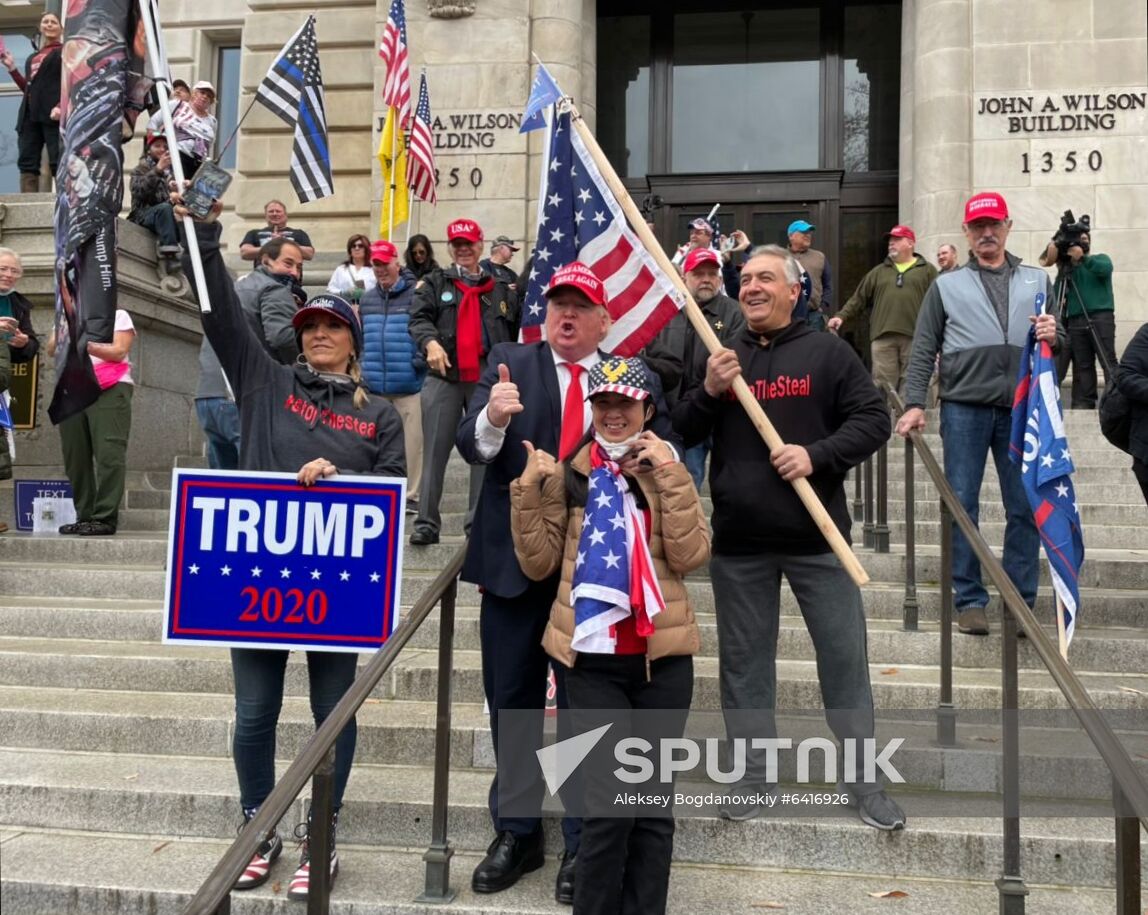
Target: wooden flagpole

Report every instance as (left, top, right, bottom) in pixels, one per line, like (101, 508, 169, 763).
(1055, 595, 1068, 661)
(386, 112, 399, 242)
(565, 100, 869, 586)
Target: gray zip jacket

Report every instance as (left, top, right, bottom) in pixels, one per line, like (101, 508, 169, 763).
(904, 253, 1064, 409)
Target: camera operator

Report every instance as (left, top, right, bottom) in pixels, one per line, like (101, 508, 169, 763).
(1038, 214, 1115, 409)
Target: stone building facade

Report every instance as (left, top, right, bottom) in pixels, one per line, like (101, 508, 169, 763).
(5, 1, 1142, 341)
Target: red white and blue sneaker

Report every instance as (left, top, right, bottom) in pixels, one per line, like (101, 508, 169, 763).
(233, 810, 282, 890)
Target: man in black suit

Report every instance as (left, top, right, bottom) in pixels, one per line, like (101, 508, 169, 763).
(456, 262, 679, 904)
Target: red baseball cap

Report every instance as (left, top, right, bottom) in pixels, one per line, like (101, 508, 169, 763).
(545, 262, 608, 307)
(683, 247, 721, 273)
(447, 219, 483, 243)
(369, 240, 398, 263)
(886, 224, 916, 243)
(963, 192, 1009, 224)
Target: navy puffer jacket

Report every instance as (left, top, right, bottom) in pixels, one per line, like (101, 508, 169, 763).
(359, 268, 426, 396)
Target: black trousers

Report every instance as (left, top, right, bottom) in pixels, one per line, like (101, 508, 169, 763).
(17, 119, 60, 176)
(480, 578, 581, 851)
(1133, 458, 1148, 509)
(567, 653, 693, 915)
(1066, 311, 1117, 408)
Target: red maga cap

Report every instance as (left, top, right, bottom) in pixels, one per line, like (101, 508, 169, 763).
(683, 247, 721, 273)
(963, 192, 1009, 223)
(369, 240, 398, 263)
(887, 224, 916, 243)
(446, 219, 483, 243)
(545, 262, 608, 307)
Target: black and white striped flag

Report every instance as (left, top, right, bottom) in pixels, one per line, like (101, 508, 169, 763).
(254, 16, 334, 202)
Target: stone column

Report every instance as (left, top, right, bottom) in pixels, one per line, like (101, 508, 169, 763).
(909, 0, 973, 257)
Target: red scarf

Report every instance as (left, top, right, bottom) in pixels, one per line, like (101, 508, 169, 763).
(452, 277, 494, 382)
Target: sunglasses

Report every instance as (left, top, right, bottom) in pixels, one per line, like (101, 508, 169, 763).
(351, 243, 367, 249)
(895, 273, 904, 288)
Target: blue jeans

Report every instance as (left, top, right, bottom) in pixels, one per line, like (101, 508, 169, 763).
(195, 398, 241, 470)
(684, 439, 710, 489)
(138, 202, 179, 247)
(230, 648, 359, 811)
(939, 401, 1039, 611)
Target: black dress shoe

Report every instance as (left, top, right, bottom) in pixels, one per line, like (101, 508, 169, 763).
(409, 528, 439, 546)
(471, 830, 544, 894)
(554, 849, 576, 905)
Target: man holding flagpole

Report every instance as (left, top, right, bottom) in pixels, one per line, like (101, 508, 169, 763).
(898, 192, 1065, 637)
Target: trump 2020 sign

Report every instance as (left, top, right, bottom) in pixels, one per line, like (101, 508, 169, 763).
(163, 469, 405, 653)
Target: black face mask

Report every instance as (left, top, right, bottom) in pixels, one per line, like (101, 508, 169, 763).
(1078, 241, 1090, 255)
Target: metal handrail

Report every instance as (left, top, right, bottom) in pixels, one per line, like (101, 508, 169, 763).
(884, 387, 1148, 826)
(184, 545, 468, 915)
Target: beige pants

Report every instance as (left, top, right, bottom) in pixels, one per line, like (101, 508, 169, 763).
(385, 392, 423, 502)
(870, 334, 914, 396)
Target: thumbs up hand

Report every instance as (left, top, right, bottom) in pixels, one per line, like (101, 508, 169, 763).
(486, 363, 523, 428)
(520, 440, 557, 487)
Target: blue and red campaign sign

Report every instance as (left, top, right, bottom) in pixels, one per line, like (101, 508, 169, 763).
(163, 469, 406, 653)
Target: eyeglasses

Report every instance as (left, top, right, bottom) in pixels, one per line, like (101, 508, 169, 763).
(895, 273, 904, 288)
(351, 243, 367, 249)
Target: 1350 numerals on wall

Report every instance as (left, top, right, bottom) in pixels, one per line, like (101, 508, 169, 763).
(1022, 150, 1103, 174)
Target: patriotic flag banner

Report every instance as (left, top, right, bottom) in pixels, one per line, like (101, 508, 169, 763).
(520, 110, 684, 352)
(520, 61, 563, 133)
(51, 0, 151, 424)
(254, 16, 334, 203)
(406, 73, 437, 205)
(569, 448, 665, 653)
(1008, 296, 1085, 648)
(379, 0, 412, 124)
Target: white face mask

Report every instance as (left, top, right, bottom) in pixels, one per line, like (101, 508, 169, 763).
(593, 430, 643, 462)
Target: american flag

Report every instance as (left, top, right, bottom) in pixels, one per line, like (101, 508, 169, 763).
(378, 0, 411, 125)
(406, 73, 437, 205)
(569, 448, 665, 653)
(1008, 295, 1085, 647)
(254, 16, 334, 203)
(521, 111, 683, 353)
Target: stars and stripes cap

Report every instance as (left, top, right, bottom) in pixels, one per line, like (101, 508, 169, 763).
(447, 219, 483, 243)
(292, 294, 363, 356)
(546, 261, 608, 307)
(586, 355, 655, 402)
(683, 247, 721, 273)
(963, 191, 1009, 223)
(688, 217, 714, 233)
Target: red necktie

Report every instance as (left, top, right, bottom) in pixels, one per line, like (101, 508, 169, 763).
(559, 363, 585, 460)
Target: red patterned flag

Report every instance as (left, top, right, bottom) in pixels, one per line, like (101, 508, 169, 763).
(406, 73, 437, 205)
(378, 0, 411, 124)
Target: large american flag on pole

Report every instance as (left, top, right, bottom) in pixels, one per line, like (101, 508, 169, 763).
(253, 16, 334, 203)
(378, 0, 412, 125)
(406, 73, 437, 205)
(1008, 294, 1085, 647)
(520, 110, 683, 353)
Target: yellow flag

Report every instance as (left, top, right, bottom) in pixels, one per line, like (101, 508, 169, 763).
(378, 106, 409, 239)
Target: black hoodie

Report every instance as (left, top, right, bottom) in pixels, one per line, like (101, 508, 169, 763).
(672, 321, 889, 555)
(188, 222, 406, 479)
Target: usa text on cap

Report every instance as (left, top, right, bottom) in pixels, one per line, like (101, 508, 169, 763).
(370, 240, 398, 263)
(546, 262, 608, 307)
(787, 220, 815, 235)
(886, 225, 916, 243)
(447, 219, 483, 243)
(683, 247, 721, 273)
(963, 192, 1009, 223)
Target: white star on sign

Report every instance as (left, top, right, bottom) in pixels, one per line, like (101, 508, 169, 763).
(592, 211, 606, 226)
(1055, 482, 1069, 498)
(220, 565, 232, 577)
(340, 570, 351, 582)
(370, 571, 381, 583)
(595, 491, 613, 509)
(281, 567, 292, 579)
(1041, 454, 1054, 468)
(251, 567, 262, 578)
(603, 550, 621, 569)
(1061, 448, 1071, 460)
(548, 192, 563, 208)
(609, 512, 626, 530)
(311, 569, 322, 580)
(589, 528, 606, 547)
(188, 564, 199, 575)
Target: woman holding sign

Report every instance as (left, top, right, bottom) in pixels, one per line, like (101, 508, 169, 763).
(178, 203, 405, 902)
(509, 355, 709, 915)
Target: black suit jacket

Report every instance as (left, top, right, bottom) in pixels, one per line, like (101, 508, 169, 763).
(456, 341, 680, 598)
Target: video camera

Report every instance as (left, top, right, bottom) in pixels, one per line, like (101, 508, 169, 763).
(1052, 210, 1091, 262)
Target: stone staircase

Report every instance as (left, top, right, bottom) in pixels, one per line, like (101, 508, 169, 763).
(1, 411, 1147, 913)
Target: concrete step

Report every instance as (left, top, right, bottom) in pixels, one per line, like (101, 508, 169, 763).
(3, 637, 1144, 712)
(879, 500, 1148, 525)
(0, 749, 1142, 888)
(2, 592, 1145, 674)
(857, 520, 1148, 551)
(0, 688, 1143, 801)
(0, 830, 1123, 914)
